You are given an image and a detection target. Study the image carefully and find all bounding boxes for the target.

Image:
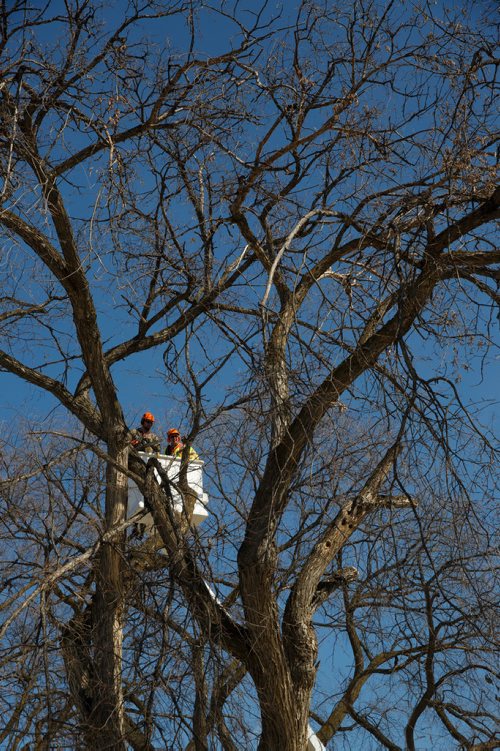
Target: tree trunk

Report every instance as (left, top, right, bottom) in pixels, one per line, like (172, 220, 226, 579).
(89, 443, 128, 750)
(239, 541, 314, 751)
(254, 668, 310, 751)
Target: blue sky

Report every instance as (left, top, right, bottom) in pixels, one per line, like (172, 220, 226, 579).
(2, 0, 497, 443)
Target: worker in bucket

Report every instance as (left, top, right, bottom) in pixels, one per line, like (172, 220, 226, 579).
(130, 412, 161, 453)
(165, 428, 198, 460)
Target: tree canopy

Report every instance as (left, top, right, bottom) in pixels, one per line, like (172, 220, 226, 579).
(0, 1, 498, 749)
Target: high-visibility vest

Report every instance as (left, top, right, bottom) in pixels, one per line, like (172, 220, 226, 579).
(166, 443, 199, 461)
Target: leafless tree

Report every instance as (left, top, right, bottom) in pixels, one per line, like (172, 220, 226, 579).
(0, 1, 498, 749)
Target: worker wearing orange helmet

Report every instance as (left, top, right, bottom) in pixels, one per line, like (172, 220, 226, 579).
(165, 428, 198, 460)
(130, 412, 161, 453)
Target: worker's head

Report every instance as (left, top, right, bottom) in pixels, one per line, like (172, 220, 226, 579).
(167, 428, 181, 444)
(141, 411, 155, 428)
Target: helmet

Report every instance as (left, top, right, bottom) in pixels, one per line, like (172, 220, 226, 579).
(142, 412, 155, 423)
(167, 428, 180, 438)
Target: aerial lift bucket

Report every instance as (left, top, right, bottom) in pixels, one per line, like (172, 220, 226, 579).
(127, 452, 209, 529)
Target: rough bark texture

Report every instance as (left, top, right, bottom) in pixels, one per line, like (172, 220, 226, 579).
(89, 445, 128, 749)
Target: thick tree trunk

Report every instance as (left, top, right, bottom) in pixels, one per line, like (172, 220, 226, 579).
(239, 539, 314, 751)
(254, 669, 311, 751)
(249, 652, 312, 750)
(89, 443, 128, 750)
(242, 616, 313, 751)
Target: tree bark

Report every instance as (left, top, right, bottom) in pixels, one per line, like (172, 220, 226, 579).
(90, 443, 129, 750)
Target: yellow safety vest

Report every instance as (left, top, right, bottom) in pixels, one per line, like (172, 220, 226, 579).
(166, 444, 199, 460)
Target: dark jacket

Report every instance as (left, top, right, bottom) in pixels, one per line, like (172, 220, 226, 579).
(130, 427, 161, 453)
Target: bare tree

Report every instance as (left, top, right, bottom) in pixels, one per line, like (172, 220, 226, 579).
(0, 1, 498, 749)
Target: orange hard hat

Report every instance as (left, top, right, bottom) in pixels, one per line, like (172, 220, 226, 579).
(142, 412, 155, 423)
(167, 428, 180, 438)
